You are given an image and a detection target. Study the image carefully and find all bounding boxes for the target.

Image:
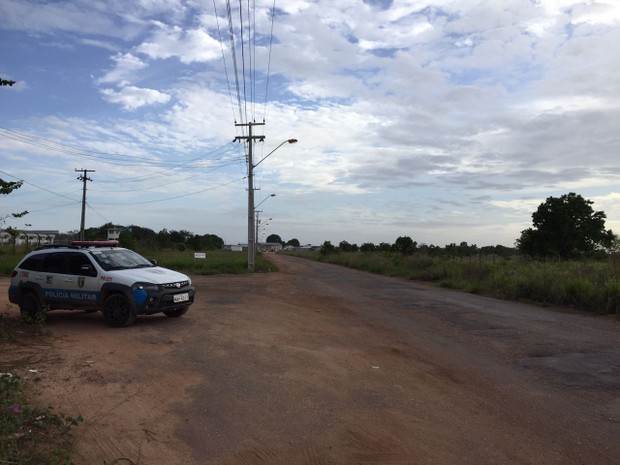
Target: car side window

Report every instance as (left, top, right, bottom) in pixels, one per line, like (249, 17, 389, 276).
(68, 253, 97, 277)
(43, 253, 69, 274)
(20, 254, 46, 271)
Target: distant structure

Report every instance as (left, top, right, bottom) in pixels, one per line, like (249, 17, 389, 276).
(107, 225, 128, 241)
(223, 242, 283, 252)
(0, 229, 59, 246)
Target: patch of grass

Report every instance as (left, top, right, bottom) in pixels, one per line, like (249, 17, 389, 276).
(0, 315, 82, 465)
(147, 250, 277, 274)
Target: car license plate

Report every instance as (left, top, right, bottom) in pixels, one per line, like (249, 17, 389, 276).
(173, 293, 189, 303)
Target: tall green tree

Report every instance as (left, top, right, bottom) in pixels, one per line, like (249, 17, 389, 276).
(266, 234, 283, 245)
(392, 236, 417, 255)
(516, 192, 615, 258)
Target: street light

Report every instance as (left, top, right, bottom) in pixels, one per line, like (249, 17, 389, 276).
(247, 138, 297, 270)
(253, 139, 298, 169)
(255, 195, 275, 258)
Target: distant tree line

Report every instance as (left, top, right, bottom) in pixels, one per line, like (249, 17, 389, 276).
(278, 193, 618, 261)
(83, 223, 224, 251)
(57, 192, 616, 260)
(317, 237, 516, 259)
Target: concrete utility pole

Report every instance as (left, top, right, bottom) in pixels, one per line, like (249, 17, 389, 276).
(234, 122, 265, 270)
(75, 168, 95, 241)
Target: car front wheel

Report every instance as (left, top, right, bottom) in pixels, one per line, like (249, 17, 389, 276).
(102, 294, 136, 327)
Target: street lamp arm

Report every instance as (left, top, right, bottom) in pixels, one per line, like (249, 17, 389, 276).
(253, 138, 298, 169)
(255, 193, 276, 209)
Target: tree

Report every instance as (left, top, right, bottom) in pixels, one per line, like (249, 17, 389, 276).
(118, 230, 137, 250)
(392, 236, 417, 255)
(320, 240, 336, 255)
(360, 242, 376, 252)
(286, 238, 300, 247)
(1, 179, 28, 225)
(266, 234, 283, 244)
(338, 241, 358, 252)
(516, 192, 614, 258)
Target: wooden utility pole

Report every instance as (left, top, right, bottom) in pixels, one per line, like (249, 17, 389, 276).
(75, 168, 95, 241)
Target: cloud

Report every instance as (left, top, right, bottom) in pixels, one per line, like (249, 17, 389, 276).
(136, 22, 222, 64)
(97, 53, 148, 86)
(99, 85, 171, 110)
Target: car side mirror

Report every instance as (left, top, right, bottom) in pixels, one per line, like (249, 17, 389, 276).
(80, 264, 97, 277)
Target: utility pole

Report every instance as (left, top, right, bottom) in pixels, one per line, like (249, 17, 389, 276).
(255, 210, 262, 248)
(234, 122, 265, 270)
(75, 168, 95, 241)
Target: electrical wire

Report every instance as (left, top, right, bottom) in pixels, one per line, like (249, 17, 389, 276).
(92, 176, 246, 205)
(0, 169, 79, 202)
(213, 0, 239, 125)
(263, 0, 277, 121)
(227, 0, 244, 125)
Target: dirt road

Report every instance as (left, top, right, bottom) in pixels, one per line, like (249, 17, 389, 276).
(2, 254, 620, 464)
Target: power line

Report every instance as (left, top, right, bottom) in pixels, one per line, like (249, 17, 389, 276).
(213, 0, 238, 124)
(264, 0, 277, 121)
(0, 126, 232, 168)
(92, 176, 246, 205)
(0, 169, 79, 202)
(227, 0, 244, 125)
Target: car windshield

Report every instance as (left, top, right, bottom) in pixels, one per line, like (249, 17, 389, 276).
(89, 249, 154, 271)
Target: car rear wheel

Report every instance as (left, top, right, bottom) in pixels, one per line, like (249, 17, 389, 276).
(102, 294, 136, 327)
(19, 292, 43, 323)
(163, 306, 188, 318)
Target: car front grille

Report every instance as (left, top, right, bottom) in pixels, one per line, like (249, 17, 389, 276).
(162, 280, 190, 289)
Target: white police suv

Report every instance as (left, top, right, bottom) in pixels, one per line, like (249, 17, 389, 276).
(8, 241, 195, 327)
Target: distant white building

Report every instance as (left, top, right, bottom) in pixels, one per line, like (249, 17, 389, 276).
(223, 243, 282, 252)
(258, 242, 283, 252)
(0, 229, 59, 246)
(107, 225, 127, 240)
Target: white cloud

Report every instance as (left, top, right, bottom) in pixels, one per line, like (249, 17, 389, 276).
(97, 53, 148, 86)
(99, 86, 171, 110)
(136, 23, 222, 64)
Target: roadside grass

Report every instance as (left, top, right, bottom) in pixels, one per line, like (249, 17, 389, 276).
(0, 313, 83, 465)
(146, 249, 278, 274)
(0, 247, 278, 276)
(289, 251, 620, 315)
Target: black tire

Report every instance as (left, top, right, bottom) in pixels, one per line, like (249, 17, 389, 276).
(102, 294, 136, 327)
(164, 306, 188, 318)
(19, 292, 43, 323)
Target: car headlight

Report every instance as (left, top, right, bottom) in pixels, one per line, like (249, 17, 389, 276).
(131, 282, 159, 291)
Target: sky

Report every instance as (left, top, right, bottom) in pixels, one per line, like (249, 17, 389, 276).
(1, 0, 620, 248)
